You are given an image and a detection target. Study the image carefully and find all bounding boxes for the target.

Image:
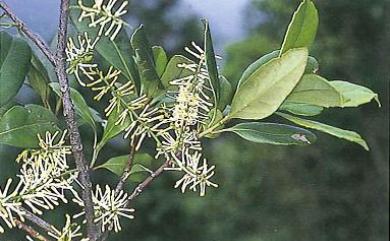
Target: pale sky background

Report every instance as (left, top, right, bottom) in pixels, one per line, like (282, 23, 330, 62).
(3, 0, 251, 50)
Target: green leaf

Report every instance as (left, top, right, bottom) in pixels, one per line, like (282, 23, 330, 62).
(279, 102, 324, 116)
(0, 105, 59, 148)
(0, 101, 17, 119)
(238, 50, 318, 87)
(230, 48, 308, 120)
(237, 50, 280, 88)
(96, 153, 153, 182)
(152, 46, 168, 77)
(69, 9, 141, 92)
(277, 112, 369, 150)
(28, 54, 51, 107)
(0, 32, 32, 107)
(131, 25, 163, 98)
(218, 76, 234, 111)
(204, 109, 224, 138)
(280, 0, 319, 54)
(227, 122, 316, 145)
(50, 83, 97, 131)
(203, 19, 220, 103)
(284, 74, 343, 107)
(330, 80, 381, 107)
(97, 107, 131, 151)
(161, 55, 194, 89)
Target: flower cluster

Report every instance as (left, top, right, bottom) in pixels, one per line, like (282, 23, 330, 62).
(69, 0, 218, 198)
(0, 131, 75, 234)
(66, 32, 99, 84)
(78, 0, 128, 41)
(48, 215, 86, 241)
(156, 42, 218, 196)
(73, 185, 135, 232)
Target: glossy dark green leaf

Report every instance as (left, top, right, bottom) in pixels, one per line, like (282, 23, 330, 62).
(161, 55, 194, 89)
(203, 20, 220, 103)
(96, 107, 132, 151)
(0, 32, 32, 107)
(50, 83, 97, 131)
(28, 54, 51, 107)
(152, 46, 168, 77)
(96, 153, 153, 182)
(330, 80, 381, 107)
(227, 122, 316, 145)
(284, 74, 343, 107)
(280, 0, 319, 54)
(277, 112, 369, 150)
(230, 48, 308, 120)
(0, 105, 59, 148)
(131, 25, 163, 98)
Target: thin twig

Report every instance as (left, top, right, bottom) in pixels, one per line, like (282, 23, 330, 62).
(115, 143, 137, 192)
(98, 160, 171, 241)
(0, 1, 57, 65)
(55, 0, 97, 240)
(14, 219, 50, 241)
(20, 207, 57, 235)
(127, 160, 171, 202)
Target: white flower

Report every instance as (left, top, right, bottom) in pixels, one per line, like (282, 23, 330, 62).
(73, 185, 135, 232)
(174, 151, 218, 197)
(16, 131, 75, 215)
(66, 32, 99, 85)
(0, 179, 24, 233)
(124, 104, 166, 151)
(48, 215, 83, 241)
(78, 0, 128, 40)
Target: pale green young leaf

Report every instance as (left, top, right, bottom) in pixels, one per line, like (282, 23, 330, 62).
(96, 153, 153, 182)
(230, 48, 308, 120)
(0, 32, 32, 107)
(277, 112, 369, 150)
(97, 107, 132, 151)
(161, 55, 194, 89)
(152, 46, 168, 77)
(0, 105, 59, 148)
(280, 0, 319, 54)
(284, 74, 343, 107)
(279, 102, 324, 116)
(330, 80, 381, 107)
(238, 50, 318, 88)
(227, 122, 316, 145)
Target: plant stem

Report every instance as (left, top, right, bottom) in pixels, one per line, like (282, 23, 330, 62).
(55, 0, 97, 239)
(115, 142, 137, 192)
(14, 219, 50, 241)
(0, 2, 97, 239)
(20, 207, 57, 235)
(198, 115, 230, 138)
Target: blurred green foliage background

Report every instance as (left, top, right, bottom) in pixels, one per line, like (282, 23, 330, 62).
(1, 0, 388, 240)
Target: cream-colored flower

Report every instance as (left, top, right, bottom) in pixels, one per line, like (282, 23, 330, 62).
(73, 185, 135, 232)
(78, 0, 128, 40)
